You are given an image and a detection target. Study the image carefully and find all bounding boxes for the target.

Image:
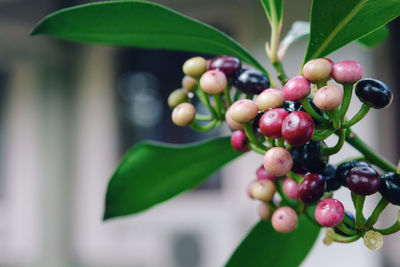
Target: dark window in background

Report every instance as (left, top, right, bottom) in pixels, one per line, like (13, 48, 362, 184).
(0, 67, 8, 199)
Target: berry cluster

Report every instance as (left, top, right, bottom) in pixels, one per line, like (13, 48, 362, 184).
(169, 55, 397, 250)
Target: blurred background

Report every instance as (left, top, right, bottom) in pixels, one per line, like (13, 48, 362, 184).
(0, 0, 400, 266)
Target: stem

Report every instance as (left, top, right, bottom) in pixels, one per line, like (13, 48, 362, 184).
(338, 84, 354, 120)
(300, 98, 328, 124)
(326, 110, 341, 130)
(189, 120, 217, 132)
(373, 222, 400, 235)
(212, 94, 224, 119)
(354, 193, 365, 229)
(323, 129, 345, 156)
(345, 129, 396, 172)
(234, 90, 242, 102)
(333, 233, 361, 243)
(365, 198, 390, 228)
(343, 104, 370, 128)
(244, 124, 267, 151)
(336, 222, 358, 236)
(277, 138, 284, 147)
(224, 84, 233, 107)
(246, 93, 253, 100)
(287, 171, 304, 184)
(195, 114, 213, 121)
(249, 143, 267, 155)
(196, 87, 217, 119)
(272, 61, 287, 85)
(268, 138, 276, 147)
(343, 214, 356, 228)
(312, 128, 334, 141)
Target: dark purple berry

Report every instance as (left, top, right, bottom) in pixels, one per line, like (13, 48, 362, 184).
(346, 166, 381, 195)
(298, 173, 326, 204)
(355, 78, 393, 109)
(335, 160, 371, 186)
(209, 55, 241, 78)
(234, 69, 270, 94)
(379, 172, 400, 205)
(297, 141, 329, 173)
(323, 165, 341, 191)
(252, 112, 264, 131)
(290, 148, 307, 174)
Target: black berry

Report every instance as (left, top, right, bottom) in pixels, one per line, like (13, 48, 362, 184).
(335, 160, 371, 186)
(298, 173, 326, 204)
(294, 140, 329, 173)
(234, 69, 270, 94)
(345, 166, 381, 195)
(379, 172, 400, 205)
(323, 165, 341, 192)
(355, 78, 393, 109)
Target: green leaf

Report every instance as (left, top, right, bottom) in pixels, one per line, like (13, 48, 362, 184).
(226, 215, 320, 267)
(31, 0, 267, 75)
(305, 0, 400, 62)
(104, 137, 240, 220)
(358, 26, 389, 48)
(260, 0, 284, 24)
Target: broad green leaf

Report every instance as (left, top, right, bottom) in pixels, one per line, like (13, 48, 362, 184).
(358, 26, 389, 48)
(31, 0, 268, 75)
(104, 137, 240, 220)
(226, 215, 320, 267)
(260, 0, 284, 24)
(305, 0, 400, 62)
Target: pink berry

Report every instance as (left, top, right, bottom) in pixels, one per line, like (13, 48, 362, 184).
(256, 88, 285, 112)
(331, 60, 363, 84)
(271, 207, 298, 233)
(283, 177, 299, 200)
(256, 165, 277, 181)
(315, 198, 345, 227)
(281, 111, 315, 146)
(200, 70, 227, 94)
(263, 147, 293, 177)
(231, 130, 249, 152)
(322, 58, 334, 68)
(282, 76, 311, 101)
(303, 58, 332, 83)
(229, 99, 259, 124)
(225, 107, 244, 130)
(259, 108, 289, 138)
(313, 85, 343, 111)
(251, 180, 277, 202)
(258, 202, 272, 221)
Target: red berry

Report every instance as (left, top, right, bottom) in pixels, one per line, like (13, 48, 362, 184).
(256, 165, 277, 181)
(283, 177, 299, 200)
(259, 108, 289, 138)
(263, 147, 293, 177)
(331, 60, 363, 84)
(281, 111, 315, 146)
(345, 166, 380, 195)
(315, 198, 345, 227)
(297, 173, 326, 204)
(209, 55, 241, 78)
(231, 130, 250, 152)
(271, 207, 298, 233)
(282, 76, 311, 101)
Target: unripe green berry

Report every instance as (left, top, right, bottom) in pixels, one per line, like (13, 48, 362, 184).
(171, 102, 195, 126)
(313, 85, 343, 111)
(303, 58, 332, 83)
(182, 57, 207, 78)
(251, 180, 277, 202)
(181, 75, 197, 92)
(199, 70, 227, 94)
(168, 89, 188, 108)
(256, 88, 285, 112)
(229, 99, 258, 124)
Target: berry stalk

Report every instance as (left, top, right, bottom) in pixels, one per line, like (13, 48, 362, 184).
(365, 197, 390, 228)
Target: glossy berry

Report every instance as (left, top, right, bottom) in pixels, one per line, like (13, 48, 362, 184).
(183, 56, 207, 78)
(282, 76, 311, 101)
(346, 166, 381, 195)
(323, 165, 341, 191)
(225, 107, 244, 130)
(322, 57, 334, 68)
(208, 55, 241, 78)
(256, 89, 285, 112)
(379, 172, 400, 205)
(181, 75, 197, 92)
(251, 180, 277, 202)
(199, 70, 227, 94)
(313, 85, 343, 111)
(259, 108, 289, 138)
(168, 89, 188, 108)
(298, 173, 326, 204)
(271, 207, 298, 233)
(283, 177, 299, 200)
(171, 103, 195, 126)
(335, 160, 371, 186)
(315, 198, 345, 227)
(295, 140, 329, 173)
(331, 60, 363, 84)
(281, 111, 315, 146)
(247, 179, 257, 199)
(263, 147, 293, 177)
(334, 212, 354, 236)
(231, 130, 250, 152)
(355, 78, 393, 109)
(234, 69, 270, 94)
(303, 58, 332, 83)
(258, 202, 272, 221)
(256, 165, 277, 181)
(283, 99, 324, 126)
(229, 99, 259, 123)
(252, 112, 264, 131)
(290, 148, 307, 174)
